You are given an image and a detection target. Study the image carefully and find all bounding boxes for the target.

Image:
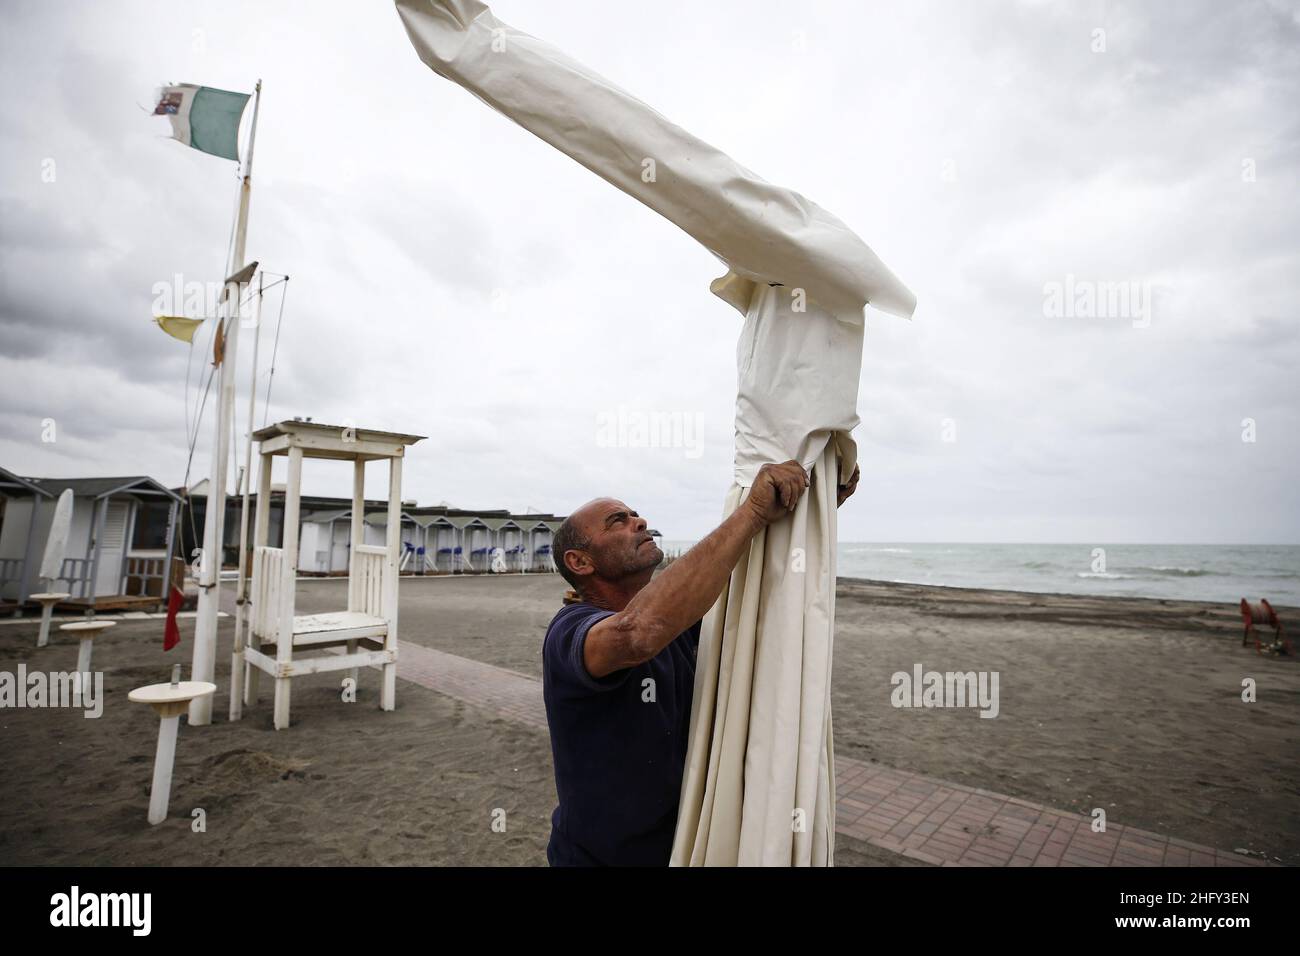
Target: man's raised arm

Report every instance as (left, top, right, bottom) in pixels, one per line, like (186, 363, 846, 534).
(583, 461, 809, 679)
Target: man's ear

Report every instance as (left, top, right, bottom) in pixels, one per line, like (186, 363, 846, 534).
(563, 548, 592, 578)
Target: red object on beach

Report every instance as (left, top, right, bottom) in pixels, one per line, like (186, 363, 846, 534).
(163, 585, 184, 651)
(1239, 598, 1291, 655)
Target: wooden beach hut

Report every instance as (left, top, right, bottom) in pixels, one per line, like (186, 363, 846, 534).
(448, 514, 491, 572)
(513, 518, 550, 572)
(539, 519, 562, 572)
(298, 508, 352, 574)
(363, 509, 423, 572)
(242, 420, 424, 729)
(0, 471, 180, 611)
(416, 513, 458, 572)
(480, 516, 523, 571)
(0, 467, 54, 612)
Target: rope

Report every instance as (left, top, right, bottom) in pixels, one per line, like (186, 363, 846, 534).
(179, 358, 218, 570)
(173, 152, 263, 586)
(261, 276, 290, 427)
(178, 273, 291, 563)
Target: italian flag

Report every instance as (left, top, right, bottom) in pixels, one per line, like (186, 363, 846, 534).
(154, 83, 250, 161)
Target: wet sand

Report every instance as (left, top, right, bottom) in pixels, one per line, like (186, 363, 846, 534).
(0, 573, 1295, 865)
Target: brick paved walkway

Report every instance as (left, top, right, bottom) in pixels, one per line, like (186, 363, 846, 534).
(399, 642, 547, 731)
(833, 762, 1268, 867)
(395, 641, 1274, 867)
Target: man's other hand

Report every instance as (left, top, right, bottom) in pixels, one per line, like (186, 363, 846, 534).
(744, 460, 809, 526)
(837, 464, 860, 508)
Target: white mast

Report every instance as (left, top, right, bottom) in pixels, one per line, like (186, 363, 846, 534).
(190, 79, 261, 726)
(228, 269, 264, 721)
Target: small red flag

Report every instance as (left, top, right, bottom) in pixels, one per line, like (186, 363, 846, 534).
(163, 585, 184, 650)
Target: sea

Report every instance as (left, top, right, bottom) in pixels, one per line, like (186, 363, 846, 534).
(657, 541, 1300, 606)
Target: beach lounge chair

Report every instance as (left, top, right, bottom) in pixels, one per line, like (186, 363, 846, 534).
(1240, 598, 1291, 655)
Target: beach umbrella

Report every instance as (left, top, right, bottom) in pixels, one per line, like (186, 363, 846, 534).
(38, 489, 74, 584)
(395, 0, 915, 865)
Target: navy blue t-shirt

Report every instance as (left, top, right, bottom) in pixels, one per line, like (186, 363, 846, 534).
(542, 601, 702, 866)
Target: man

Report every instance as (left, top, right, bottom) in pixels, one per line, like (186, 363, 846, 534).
(543, 458, 861, 866)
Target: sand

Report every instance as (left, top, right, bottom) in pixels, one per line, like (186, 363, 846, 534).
(830, 580, 1298, 865)
(0, 606, 554, 866)
(0, 573, 1295, 866)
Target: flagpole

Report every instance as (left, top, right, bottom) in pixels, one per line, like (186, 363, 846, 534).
(190, 78, 261, 726)
(228, 269, 263, 722)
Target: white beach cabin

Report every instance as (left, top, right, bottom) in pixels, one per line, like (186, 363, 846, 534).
(363, 510, 423, 572)
(448, 514, 491, 572)
(481, 517, 523, 571)
(538, 519, 561, 572)
(243, 421, 424, 729)
(1, 471, 180, 611)
(297, 508, 353, 574)
(0, 466, 54, 611)
(417, 514, 458, 572)
(514, 518, 554, 572)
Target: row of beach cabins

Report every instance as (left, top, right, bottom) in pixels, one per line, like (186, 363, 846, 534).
(1, 465, 657, 614)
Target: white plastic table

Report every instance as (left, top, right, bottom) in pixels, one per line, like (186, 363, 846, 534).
(29, 592, 71, 648)
(59, 619, 115, 672)
(128, 681, 217, 825)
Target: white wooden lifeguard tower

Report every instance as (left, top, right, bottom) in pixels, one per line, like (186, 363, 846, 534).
(244, 420, 424, 729)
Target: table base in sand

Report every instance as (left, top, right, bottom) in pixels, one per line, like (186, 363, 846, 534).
(128, 681, 217, 825)
(29, 592, 71, 648)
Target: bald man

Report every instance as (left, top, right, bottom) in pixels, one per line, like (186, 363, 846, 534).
(542, 458, 860, 866)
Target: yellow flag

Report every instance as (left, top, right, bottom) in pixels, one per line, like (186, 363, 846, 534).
(153, 315, 204, 344)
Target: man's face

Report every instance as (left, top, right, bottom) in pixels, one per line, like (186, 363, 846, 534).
(572, 498, 663, 583)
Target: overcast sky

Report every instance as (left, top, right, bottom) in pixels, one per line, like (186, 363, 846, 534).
(1, 0, 1296, 543)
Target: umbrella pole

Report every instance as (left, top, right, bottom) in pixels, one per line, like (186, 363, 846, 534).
(147, 713, 180, 825)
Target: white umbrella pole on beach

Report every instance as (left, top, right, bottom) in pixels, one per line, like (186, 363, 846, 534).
(394, 0, 915, 864)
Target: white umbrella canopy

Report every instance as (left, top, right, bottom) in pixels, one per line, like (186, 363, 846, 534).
(673, 438, 841, 865)
(394, 0, 915, 865)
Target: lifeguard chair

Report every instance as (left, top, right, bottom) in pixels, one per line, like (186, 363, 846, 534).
(244, 420, 425, 729)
